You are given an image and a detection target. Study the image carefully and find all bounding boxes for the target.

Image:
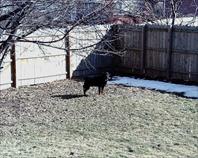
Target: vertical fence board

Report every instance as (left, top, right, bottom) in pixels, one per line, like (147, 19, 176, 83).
(0, 53, 12, 90)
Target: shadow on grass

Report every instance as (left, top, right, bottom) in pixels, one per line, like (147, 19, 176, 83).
(52, 94, 85, 100)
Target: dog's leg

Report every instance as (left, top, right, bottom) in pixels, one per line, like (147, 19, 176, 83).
(83, 85, 89, 96)
(98, 87, 101, 95)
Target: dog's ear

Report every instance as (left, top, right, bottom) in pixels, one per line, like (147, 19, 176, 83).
(105, 72, 111, 80)
(107, 72, 110, 76)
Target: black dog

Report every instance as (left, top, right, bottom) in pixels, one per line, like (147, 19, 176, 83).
(83, 72, 110, 96)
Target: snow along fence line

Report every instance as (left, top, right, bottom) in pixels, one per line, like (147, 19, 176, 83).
(108, 76, 198, 99)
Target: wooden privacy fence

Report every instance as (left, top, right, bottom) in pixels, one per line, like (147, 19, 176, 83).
(115, 24, 198, 82)
(0, 25, 113, 90)
(1, 24, 198, 90)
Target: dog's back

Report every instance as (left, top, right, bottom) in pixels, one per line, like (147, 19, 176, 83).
(83, 72, 110, 95)
(84, 73, 108, 86)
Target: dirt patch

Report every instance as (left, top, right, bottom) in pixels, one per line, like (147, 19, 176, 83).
(0, 79, 197, 158)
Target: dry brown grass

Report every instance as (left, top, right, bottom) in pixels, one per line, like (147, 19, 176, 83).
(0, 79, 197, 158)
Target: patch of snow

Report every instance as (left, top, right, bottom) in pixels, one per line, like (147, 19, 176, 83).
(108, 76, 198, 99)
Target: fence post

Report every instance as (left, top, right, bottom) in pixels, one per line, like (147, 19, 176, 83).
(141, 24, 148, 74)
(65, 32, 71, 79)
(111, 25, 122, 73)
(10, 44, 16, 88)
(167, 26, 174, 80)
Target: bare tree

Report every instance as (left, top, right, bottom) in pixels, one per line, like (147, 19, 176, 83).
(0, 0, 115, 69)
(144, 0, 198, 25)
(170, 0, 182, 26)
(144, 0, 181, 23)
(1, 0, 167, 70)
